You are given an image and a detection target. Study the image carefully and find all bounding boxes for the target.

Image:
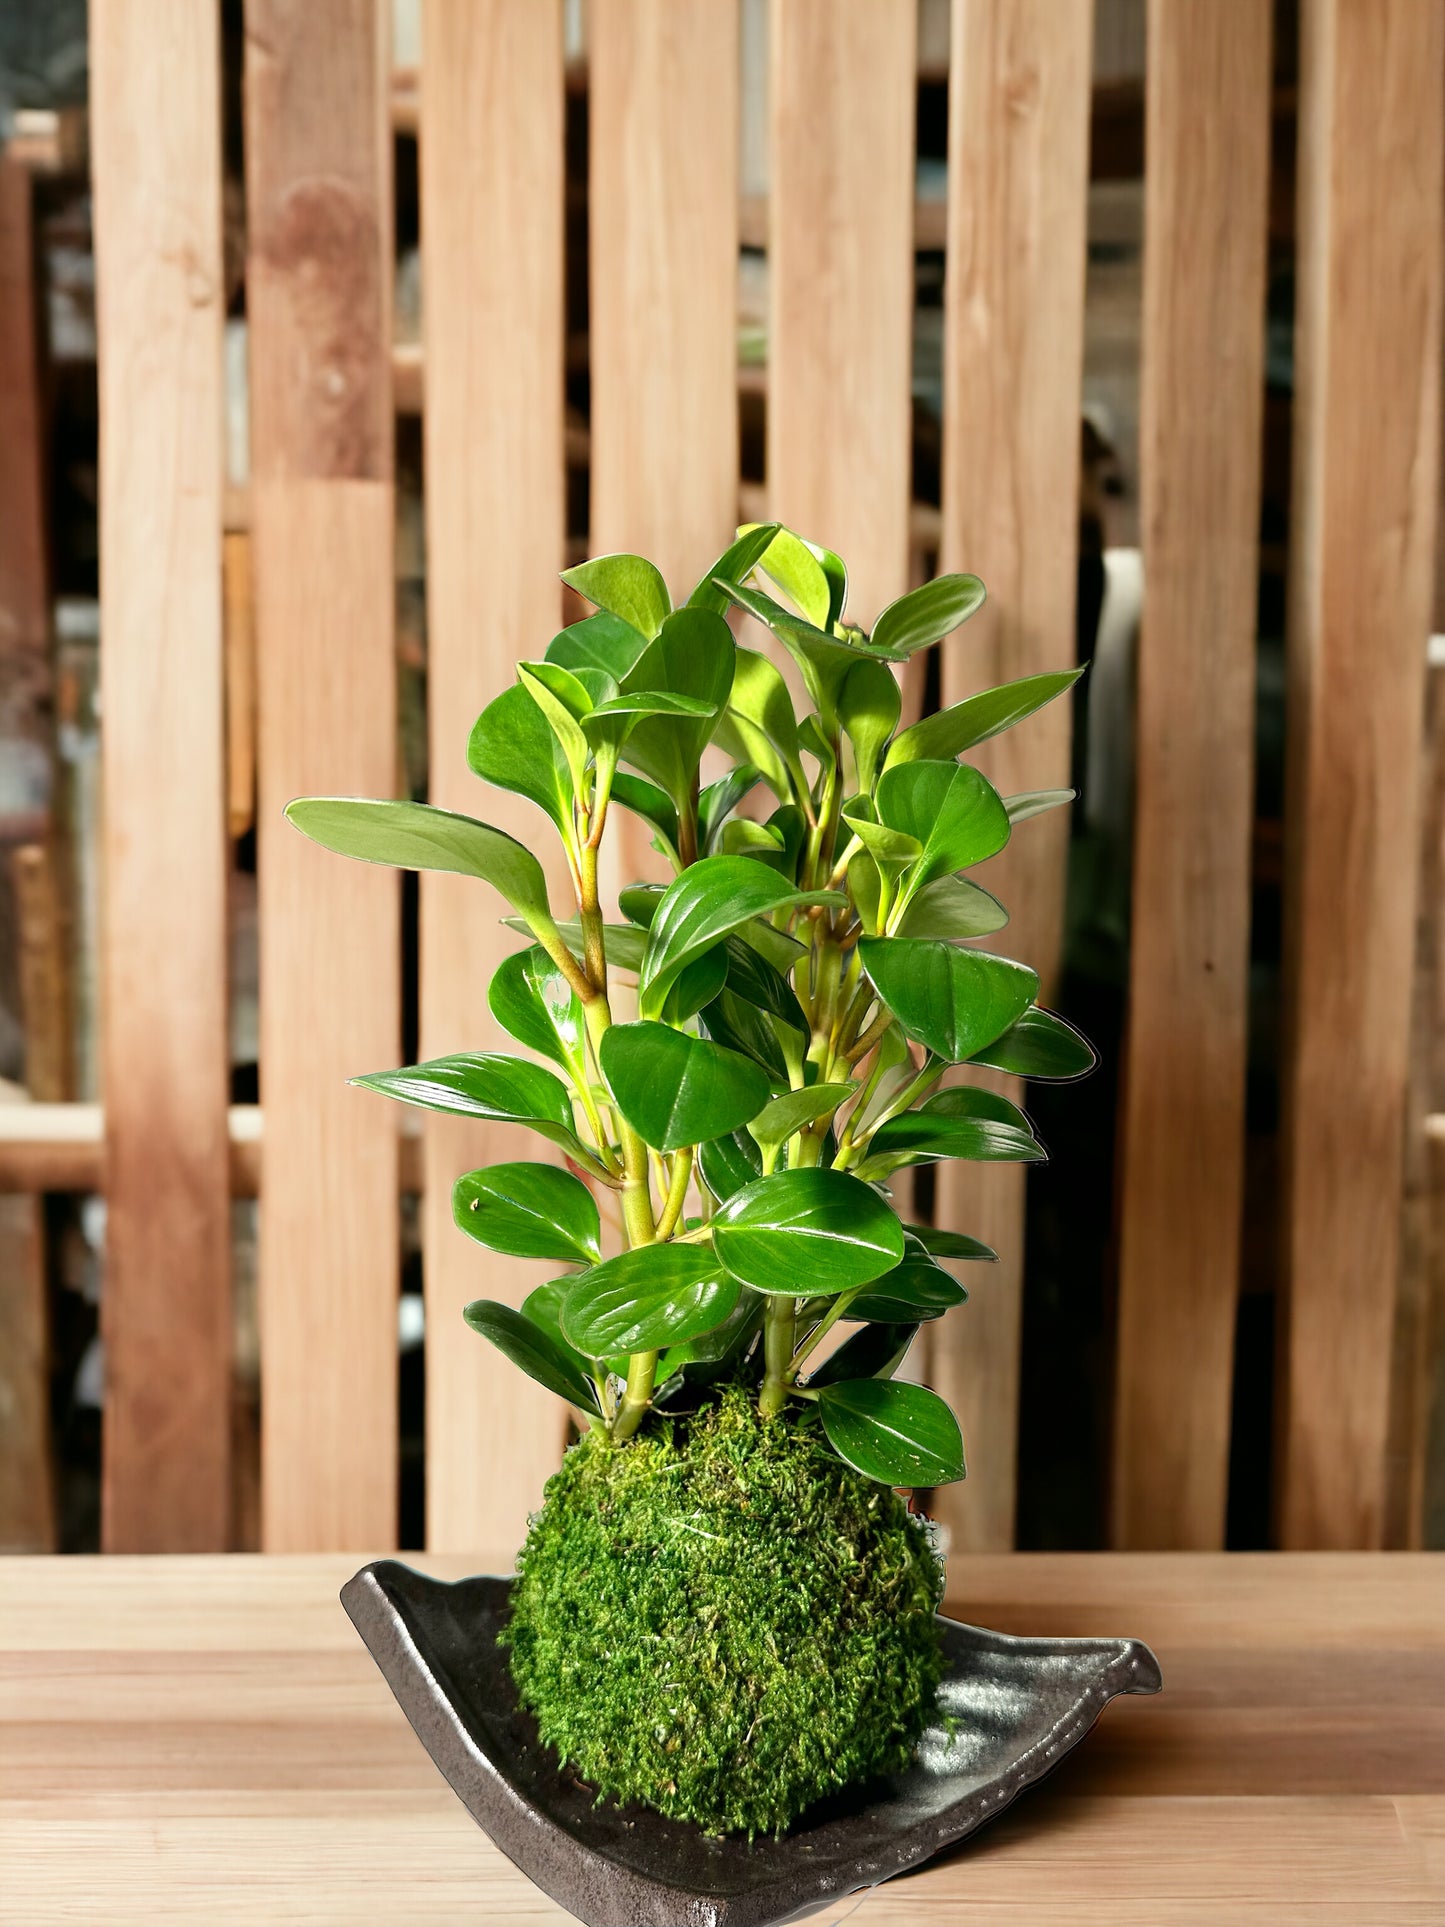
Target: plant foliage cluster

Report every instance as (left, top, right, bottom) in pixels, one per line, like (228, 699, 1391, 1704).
(288, 523, 1091, 1489)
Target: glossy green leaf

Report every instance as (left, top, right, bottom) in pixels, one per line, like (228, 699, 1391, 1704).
(546, 610, 649, 681)
(808, 538, 848, 631)
(870, 574, 985, 658)
(697, 1126, 763, 1203)
(716, 645, 810, 802)
(904, 1223, 997, 1264)
(467, 683, 574, 833)
(841, 797, 921, 883)
(723, 936, 806, 1033)
(848, 847, 884, 936)
(846, 1249, 969, 1323)
(884, 667, 1083, 770)
(453, 1162, 600, 1264)
(818, 1377, 965, 1485)
(716, 578, 905, 724)
(521, 1277, 579, 1352)
(638, 855, 842, 1020)
(751, 524, 833, 629)
(699, 989, 792, 1091)
(617, 607, 735, 807)
(875, 760, 1011, 895)
(462, 1299, 599, 1412)
(654, 1289, 765, 1393)
(687, 523, 781, 615)
(720, 818, 787, 863)
(806, 1320, 918, 1388)
(895, 872, 1008, 941)
(561, 1244, 739, 1356)
(711, 1169, 905, 1296)
(600, 1021, 770, 1152)
(516, 916, 644, 974)
(583, 688, 717, 754)
(858, 936, 1038, 1063)
(285, 797, 553, 926)
(746, 1082, 853, 1152)
(699, 766, 765, 853)
(969, 1005, 1097, 1080)
(608, 773, 681, 867)
(839, 655, 901, 795)
(861, 1085, 1043, 1172)
(488, 946, 587, 1080)
(1005, 788, 1075, 825)
(352, 1053, 596, 1162)
(517, 661, 593, 797)
(656, 944, 730, 1026)
(561, 552, 671, 639)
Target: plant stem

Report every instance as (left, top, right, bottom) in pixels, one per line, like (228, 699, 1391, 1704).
(655, 1146, 694, 1241)
(759, 1295, 795, 1418)
(788, 1285, 862, 1378)
(612, 1351, 658, 1442)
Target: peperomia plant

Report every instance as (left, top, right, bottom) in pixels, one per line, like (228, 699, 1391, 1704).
(288, 524, 1090, 1493)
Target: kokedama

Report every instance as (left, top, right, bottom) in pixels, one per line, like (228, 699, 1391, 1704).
(289, 524, 1091, 1836)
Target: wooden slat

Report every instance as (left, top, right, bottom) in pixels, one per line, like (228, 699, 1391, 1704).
(419, 0, 570, 1552)
(90, 0, 231, 1552)
(767, 0, 916, 626)
(1280, 0, 1445, 1548)
(222, 532, 256, 841)
(1110, 2, 1272, 1549)
(930, 0, 1092, 1553)
(247, 0, 400, 1552)
(589, 0, 739, 883)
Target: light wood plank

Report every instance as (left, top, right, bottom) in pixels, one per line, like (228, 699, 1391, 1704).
(247, 0, 400, 1552)
(930, 0, 1092, 1553)
(589, 0, 739, 884)
(90, 0, 231, 1551)
(1280, 0, 1445, 1547)
(1111, 1, 1272, 1549)
(419, 0, 571, 1552)
(767, 0, 916, 626)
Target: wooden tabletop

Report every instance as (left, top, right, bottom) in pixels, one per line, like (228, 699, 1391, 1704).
(3, 1552, 1443, 1923)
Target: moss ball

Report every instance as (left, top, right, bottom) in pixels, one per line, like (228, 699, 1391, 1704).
(502, 1386, 945, 1837)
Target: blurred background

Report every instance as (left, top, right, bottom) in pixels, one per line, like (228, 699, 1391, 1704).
(2, 0, 1442, 1562)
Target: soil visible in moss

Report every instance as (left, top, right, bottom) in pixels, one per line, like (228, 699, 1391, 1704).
(503, 1386, 945, 1837)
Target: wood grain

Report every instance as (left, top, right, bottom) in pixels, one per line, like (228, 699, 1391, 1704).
(1110, 1, 1272, 1550)
(588, 0, 739, 887)
(767, 0, 916, 626)
(90, 0, 232, 1552)
(247, 0, 400, 1551)
(1280, 0, 1445, 1547)
(930, 0, 1092, 1554)
(419, 0, 571, 1551)
(3, 1553, 1442, 1921)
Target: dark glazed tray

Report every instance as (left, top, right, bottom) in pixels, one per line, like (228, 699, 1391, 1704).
(342, 1559, 1161, 1927)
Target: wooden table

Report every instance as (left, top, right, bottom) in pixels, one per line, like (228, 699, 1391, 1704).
(3, 1553, 1443, 1923)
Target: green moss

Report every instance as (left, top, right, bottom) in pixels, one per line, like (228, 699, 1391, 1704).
(503, 1385, 945, 1836)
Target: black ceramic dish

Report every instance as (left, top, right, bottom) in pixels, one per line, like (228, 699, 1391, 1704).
(342, 1560, 1161, 1927)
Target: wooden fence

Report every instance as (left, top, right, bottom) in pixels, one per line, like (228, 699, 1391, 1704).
(3, 0, 1443, 1556)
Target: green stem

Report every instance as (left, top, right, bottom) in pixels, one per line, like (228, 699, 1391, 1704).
(613, 1351, 659, 1442)
(655, 1146, 693, 1241)
(788, 1285, 862, 1379)
(759, 1296, 795, 1418)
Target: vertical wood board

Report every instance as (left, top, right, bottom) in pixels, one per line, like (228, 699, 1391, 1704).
(1111, 0, 1272, 1550)
(1280, 0, 1445, 1548)
(248, 0, 400, 1552)
(931, 0, 1092, 1553)
(91, 0, 232, 1550)
(419, 0, 571, 1552)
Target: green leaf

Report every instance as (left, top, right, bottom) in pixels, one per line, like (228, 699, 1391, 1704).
(848, 847, 884, 936)
(806, 1320, 918, 1388)
(467, 683, 574, 834)
(654, 1289, 764, 1391)
(711, 1169, 905, 1296)
(617, 607, 735, 808)
(512, 916, 646, 974)
(870, 574, 985, 658)
(562, 552, 671, 639)
(453, 1163, 601, 1264)
(720, 818, 787, 863)
(861, 1085, 1044, 1172)
(656, 944, 730, 1025)
(841, 796, 921, 884)
(716, 579, 906, 725)
(817, 1377, 965, 1485)
(488, 946, 587, 1081)
(699, 766, 765, 853)
(638, 855, 842, 1020)
(746, 1082, 853, 1153)
(462, 1299, 599, 1412)
(895, 873, 1008, 941)
(847, 1245, 969, 1322)
(561, 1245, 740, 1357)
(858, 936, 1038, 1063)
(284, 797, 553, 926)
(697, 1126, 763, 1203)
(546, 610, 649, 681)
(969, 1005, 1097, 1080)
(751, 525, 833, 629)
(808, 538, 848, 630)
(687, 523, 781, 616)
(904, 1223, 998, 1264)
(1005, 788, 1075, 825)
(583, 688, 717, 753)
(839, 656, 901, 795)
(716, 645, 810, 803)
(353, 1053, 596, 1162)
(517, 662, 593, 799)
(608, 773, 681, 866)
(600, 1022, 770, 1152)
(884, 667, 1083, 770)
(723, 936, 806, 1032)
(875, 760, 1011, 895)
(521, 1277, 580, 1355)
(699, 990, 792, 1090)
